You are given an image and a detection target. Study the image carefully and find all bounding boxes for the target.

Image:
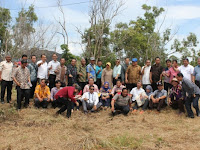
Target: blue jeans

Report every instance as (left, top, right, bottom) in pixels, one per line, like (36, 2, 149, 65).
(185, 95, 199, 117)
(100, 98, 111, 107)
(114, 103, 130, 115)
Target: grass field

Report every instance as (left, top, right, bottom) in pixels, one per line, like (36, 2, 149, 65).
(1, 90, 200, 150)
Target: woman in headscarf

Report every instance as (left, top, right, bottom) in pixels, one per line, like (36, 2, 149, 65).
(100, 82, 111, 108)
(145, 85, 153, 99)
(101, 62, 113, 88)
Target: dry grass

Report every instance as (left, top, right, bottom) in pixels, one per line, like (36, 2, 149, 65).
(1, 90, 200, 150)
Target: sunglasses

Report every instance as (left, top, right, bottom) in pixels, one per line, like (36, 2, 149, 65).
(90, 88, 94, 90)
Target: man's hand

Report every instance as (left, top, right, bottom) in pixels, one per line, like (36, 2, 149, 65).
(69, 74, 73, 78)
(111, 107, 115, 112)
(17, 82, 21, 87)
(0, 76, 2, 81)
(79, 73, 83, 76)
(93, 105, 97, 110)
(84, 98, 88, 101)
(102, 97, 106, 100)
(49, 65, 52, 70)
(150, 79, 153, 84)
(47, 98, 51, 102)
(125, 79, 128, 84)
(115, 76, 118, 80)
(193, 94, 196, 98)
(75, 101, 79, 107)
(39, 98, 43, 102)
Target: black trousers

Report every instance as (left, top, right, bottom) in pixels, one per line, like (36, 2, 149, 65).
(16, 86, 30, 109)
(170, 97, 185, 113)
(185, 95, 199, 117)
(195, 80, 200, 88)
(151, 82, 158, 91)
(34, 98, 49, 108)
(113, 77, 121, 86)
(30, 81, 37, 98)
(96, 78, 102, 89)
(56, 97, 72, 118)
(126, 83, 137, 92)
(149, 99, 165, 111)
(48, 74, 56, 90)
(1, 80, 13, 102)
(164, 82, 172, 93)
(114, 103, 130, 115)
(78, 82, 87, 90)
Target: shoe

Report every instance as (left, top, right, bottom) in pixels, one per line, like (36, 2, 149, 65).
(112, 110, 116, 116)
(84, 111, 88, 115)
(1, 101, 4, 104)
(188, 116, 194, 118)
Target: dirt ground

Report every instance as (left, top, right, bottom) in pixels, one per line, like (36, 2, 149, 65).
(1, 93, 200, 150)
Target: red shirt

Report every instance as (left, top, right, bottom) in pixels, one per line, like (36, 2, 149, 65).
(54, 86, 82, 103)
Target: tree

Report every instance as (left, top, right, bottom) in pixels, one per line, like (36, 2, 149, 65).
(61, 44, 77, 65)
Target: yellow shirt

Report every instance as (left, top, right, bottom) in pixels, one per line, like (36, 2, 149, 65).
(34, 85, 50, 98)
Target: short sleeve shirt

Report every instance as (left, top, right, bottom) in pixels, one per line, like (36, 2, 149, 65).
(193, 65, 200, 81)
(86, 64, 96, 81)
(152, 89, 167, 99)
(113, 94, 131, 106)
(35, 85, 51, 99)
(178, 65, 194, 81)
(150, 64, 163, 83)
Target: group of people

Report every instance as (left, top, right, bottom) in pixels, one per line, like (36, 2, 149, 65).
(1, 53, 200, 119)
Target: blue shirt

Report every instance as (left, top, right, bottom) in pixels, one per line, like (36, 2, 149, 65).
(96, 66, 103, 79)
(86, 64, 96, 81)
(194, 65, 200, 81)
(113, 65, 122, 78)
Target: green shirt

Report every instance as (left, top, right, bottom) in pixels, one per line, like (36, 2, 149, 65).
(78, 65, 87, 82)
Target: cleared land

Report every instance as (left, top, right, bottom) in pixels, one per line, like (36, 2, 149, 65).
(1, 91, 200, 150)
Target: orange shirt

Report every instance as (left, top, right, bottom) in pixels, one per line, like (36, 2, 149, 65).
(34, 85, 50, 98)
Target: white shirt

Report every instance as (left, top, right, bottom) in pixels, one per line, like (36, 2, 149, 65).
(37, 60, 48, 79)
(178, 64, 194, 81)
(48, 60, 60, 75)
(130, 87, 145, 101)
(82, 92, 99, 105)
(141, 66, 151, 84)
(0, 60, 13, 81)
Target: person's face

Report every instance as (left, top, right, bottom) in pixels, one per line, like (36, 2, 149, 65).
(21, 63, 27, 68)
(22, 57, 27, 60)
(5, 56, 11, 62)
(158, 85, 163, 90)
(125, 58, 129, 65)
(56, 82, 61, 88)
(176, 76, 182, 82)
(173, 61, 177, 67)
(172, 81, 178, 87)
(166, 61, 171, 67)
(146, 60, 150, 66)
(91, 60, 95, 65)
(146, 89, 150, 93)
(31, 56, 36, 63)
(104, 83, 109, 88)
(116, 81, 121, 87)
(89, 87, 94, 93)
(60, 59, 66, 65)
(41, 55, 46, 62)
(198, 59, 200, 66)
(122, 89, 128, 97)
(89, 79, 94, 85)
(116, 60, 120, 65)
(106, 64, 110, 69)
(40, 80, 46, 87)
(81, 59, 86, 65)
(155, 58, 160, 64)
(183, 60, 189, 66)
(132, 61, 137, 66)
(52, 54, 57, 61)
(137, 82, 142, 88)
(97, 61, 102, 66)
(71, 59, 76, 66)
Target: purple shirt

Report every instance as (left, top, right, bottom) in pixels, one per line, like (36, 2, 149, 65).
(50, 87, 63, 100)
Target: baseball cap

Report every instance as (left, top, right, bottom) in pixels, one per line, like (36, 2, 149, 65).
(90, 57, 95, 61)
(132, 58, 138, 62)
(157, 81, 163, 86)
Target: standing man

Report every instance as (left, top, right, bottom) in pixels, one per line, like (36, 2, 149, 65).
(177, 73, 200, 118)
(0, 54, 13, 104)
(12, 59, 31, 110)
(121, 58, 130, 85)
(86, 57, 96, 82)
(67, 59, 78, 86)
(178, 58, 194, 81)
(77, 58, 87, 90)
(48, 53, 60, 90)
(141, 59, 151, 90)
(125, 58, 141, 91)
(193, 57, 200, 88)
(27, 55, 38, 98)
(113, 59, 122, 86)
(55, 58, 67, 87)
(37, 54, 48, 82)
(162, 59, 172, 93)
(96, 60, 103, 89)
(150, 57, 163, 91)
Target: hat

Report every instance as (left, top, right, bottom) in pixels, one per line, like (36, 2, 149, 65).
(21, 59, 28, 64)
(171, 78, 179, 83)
(106, 62, 111, 67)
(132, 58, 138, 62)
(90, 57, 95, 61)
(157, 81, 163, 86)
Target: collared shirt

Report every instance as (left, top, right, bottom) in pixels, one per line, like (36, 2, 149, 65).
(35, 85, 50, 99)
(82, 92, 99, 105)
(50, 87, 63, 100)
(111, 85, 125, 95)
(86, 63, 96, 81)
(96, 65, 103, 79)
(56, 65, 67, 83)
(0, 60, 13, 81)
(83, 84, 99, 93)
(182, 77, 200, 97)
(113, 94, 131, 106)
(27, 62, 38, 82)
(178, 65, 194, 81)
(121, 64, 129, 82)
(113, 65, 122, 78)
(150, 64, 163, 83)
(67, 64, 78, 85)
(12, 66, 30, 89)
(77, 65, 87, 82)
(141, 66, 151, 85)
(168, 66, 179, 83)
(126, 65, 141, 84)
(193, 65, 200, 81)
(152, 89, 167, 99)
(130, 87, 145, 101)
(48, 60, 60, 75)
(37, 60, 48, 79)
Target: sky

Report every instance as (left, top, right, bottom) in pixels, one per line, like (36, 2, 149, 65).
(1, 0, 200, 57)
